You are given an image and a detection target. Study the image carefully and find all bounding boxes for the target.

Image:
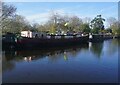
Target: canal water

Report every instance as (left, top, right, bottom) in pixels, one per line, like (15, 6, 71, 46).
(2, 39, 119, 83)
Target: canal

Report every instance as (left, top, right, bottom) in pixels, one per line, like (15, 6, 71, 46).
(2, 39, 119, 83)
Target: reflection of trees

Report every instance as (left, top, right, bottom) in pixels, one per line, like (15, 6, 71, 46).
(4, 51, 16, 61)
(2, 51, 15, 72)
(4, 51, 23, 62)
(90, 39, 119, 58)
(106, 39, 118, 55)
(47, 51, 62, 62)
(3, 51, 31, 72)
(3, 60, 15, 72)
(118, 39, 120, 56)
(118, 39, 120, 45)
(47, 44, 89, 62)
(66, 44, 89, 57)
(68, 49, 77, 57)
(90, 42, 103, 58)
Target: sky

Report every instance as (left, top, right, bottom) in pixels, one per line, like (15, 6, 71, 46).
(5, 2, 118, 28)
(3, 0, 120, 2)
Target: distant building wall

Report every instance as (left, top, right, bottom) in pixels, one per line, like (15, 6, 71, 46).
(21, 31, 32, 38)
(21, 31, 47, 38)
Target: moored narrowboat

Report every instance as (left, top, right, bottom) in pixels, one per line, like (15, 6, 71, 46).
(16, 34, 89, 50)
(2, 33, 89, 50)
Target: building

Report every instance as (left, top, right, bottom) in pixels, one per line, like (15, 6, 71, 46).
(21, 30, 47, 38)
(21, 31, 32, 38)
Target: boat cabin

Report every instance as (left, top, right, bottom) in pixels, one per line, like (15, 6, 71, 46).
(21, 31, 47, 38)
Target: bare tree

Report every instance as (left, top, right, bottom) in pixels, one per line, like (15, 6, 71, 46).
(107, 17, 117, 27)
(1, 3, 17, 33)
(83, 17, 91, 24)
(1, 2, 16, 21)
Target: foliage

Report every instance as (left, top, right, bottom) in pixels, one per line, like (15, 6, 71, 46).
(104, 28, 112, 33)
(80, 23, 91, 33)
(90, 15, 105, 34)
(1, 3, 17, 34)
(2, 14, 31, 34)
(107, 17, 120, 35)
(1, 3, 32, 34)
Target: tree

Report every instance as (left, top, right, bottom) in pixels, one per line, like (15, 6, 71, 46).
(107, 17, 120, 35)
(57, 15, 70, 32)
(80, 23, 91, 33)
(13, 15, 31, 32)
(83, 17, 91, 24)
(1, 3, 33, 34)
(47, 12, 84, 34)
(2, 14, 31, 34)
(107, 17, 117, 27)
(104, 28, 112, 33)
(48, 11, 60, 34)
(110, 21, 119, 35)
(69, 16, 83, 32)
(31, 23, 40, 32)
(1, 3, 17, 34)
(1, 3, 16, 21)
(90, 15, 105, 34)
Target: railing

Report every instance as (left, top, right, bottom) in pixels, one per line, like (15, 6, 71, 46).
(45, 34, 88, 39)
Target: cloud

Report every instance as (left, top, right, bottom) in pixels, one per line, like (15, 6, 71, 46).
(25, 7, 90, 25)
(26, 12, 49, 24)
(25, 9, 66, 24)
(47, 9, 66, 15)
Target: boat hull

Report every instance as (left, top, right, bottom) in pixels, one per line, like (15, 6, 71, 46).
(2, 35, 89, 50)
(16, 35, 89, 50)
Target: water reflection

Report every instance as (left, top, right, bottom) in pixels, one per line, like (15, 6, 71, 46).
(63, 52, 68, 61)
(89, 42, 104, 58)
(104, 39, 118, 55)
(24, 56, 33, 62)
(2, 39, 119, 83)
(5, 44, 89, 61)
(3, 39, 119, 71)
(3, 44, 89, 71)
(2, 51, 16, 72)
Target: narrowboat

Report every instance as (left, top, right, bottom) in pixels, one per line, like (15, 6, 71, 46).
(2, 33, 89, 50)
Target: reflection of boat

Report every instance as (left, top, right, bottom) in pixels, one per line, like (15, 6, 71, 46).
(17, 43, 88, 56)
(4, 43, 89, 61)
